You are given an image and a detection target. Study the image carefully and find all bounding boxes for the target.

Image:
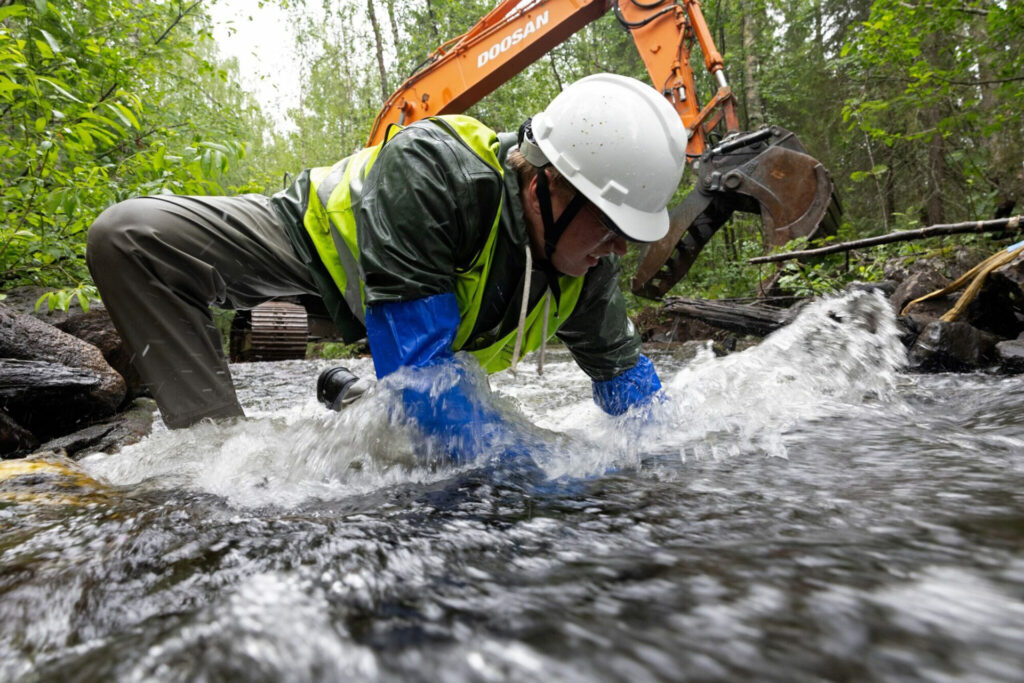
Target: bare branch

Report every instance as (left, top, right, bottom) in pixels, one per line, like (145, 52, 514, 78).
(898, 1, 988, 16)
(154, 1, 203, 46)
(748, 216, 1024, 264)
(939, 75, 1024, 86)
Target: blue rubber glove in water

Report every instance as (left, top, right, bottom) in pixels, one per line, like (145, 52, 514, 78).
(591, 354, 663, 416)
(365, 293, 535, 464)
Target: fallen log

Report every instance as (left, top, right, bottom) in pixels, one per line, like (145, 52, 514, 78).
(748, 216, 1022, 264)
(662, 297, 796, 337)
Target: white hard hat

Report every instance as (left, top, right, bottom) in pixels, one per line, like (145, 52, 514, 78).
(527, 73, 687, 243)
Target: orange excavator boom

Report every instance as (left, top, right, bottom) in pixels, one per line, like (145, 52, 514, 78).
(368, 0, 729, 157)
(368, 0, 839, 299)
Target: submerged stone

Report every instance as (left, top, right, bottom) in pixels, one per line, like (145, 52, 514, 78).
(907, 320, 1000, 372)
(995, 339, 1024, 375)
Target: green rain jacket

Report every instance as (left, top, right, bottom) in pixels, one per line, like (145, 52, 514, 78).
(270, 115, 641, 382)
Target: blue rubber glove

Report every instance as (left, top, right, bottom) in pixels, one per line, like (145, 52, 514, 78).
(591, 354, 662, 416)
(366, 293, 533, 464)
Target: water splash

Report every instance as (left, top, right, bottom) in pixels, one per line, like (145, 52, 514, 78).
(82, 387, 449, 508)
(83, 358, 557, 506)
(84, 291, 906, 502)
(529, 290, 907, 472)
(651, 289, 906, 460)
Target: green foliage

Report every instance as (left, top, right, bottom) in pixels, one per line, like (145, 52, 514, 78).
(6, 0, 1021, 310)
(850, 164, 888, 183)
(1, 0, 267, 297)
(308, 341, 364, 360)
(776, 255, 883, 296)
(34, 282, 98, 313)
(840, 0, 1024, 224)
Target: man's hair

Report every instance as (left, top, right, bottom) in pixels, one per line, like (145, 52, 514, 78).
(506, 149, 575, 197)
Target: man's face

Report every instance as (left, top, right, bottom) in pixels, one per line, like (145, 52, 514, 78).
(526, 172, 628, 277)
(550, 201, 628, 277)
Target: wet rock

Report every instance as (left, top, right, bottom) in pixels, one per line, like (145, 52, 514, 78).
(990, 250, 1024, 293)
(963, 251, 1024, 339)
(895, 314, 927, 349)
(883, 259, 911, 284)
(36, 423, 116, 459)
(887, 248, 1024, 340)
(0, 359, 114, 442)
(962, 282, 1024, 340)
(1, 409, 37, 458)
(0, 450, 112, 505)
(846, 280, 898, 298)
(40, 398, 156, 459)
(884, 248, 976, 285)
(1, 288, 141, 393)
(889, 268, 953, 320)
(55, 309, 145, 399)
(907, 321, 1000, 372)
(0, 285, 92, 325)
(0, 303, 126, 452)
(4, 289, 144, 399)
(0, 303, 125, 412)
(994, 340, 1024, 374)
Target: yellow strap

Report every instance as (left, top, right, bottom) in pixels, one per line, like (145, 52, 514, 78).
(901, 243, 1024, 321)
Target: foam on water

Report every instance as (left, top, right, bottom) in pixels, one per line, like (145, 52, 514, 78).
(110, 572, 378, 681)
(653, 289, 906, 459)
(525, 290, 907, 474)
(83, 386, 458, 507)
(83, 291, 907, 504)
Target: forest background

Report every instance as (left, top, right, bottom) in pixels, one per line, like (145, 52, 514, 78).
(1, 0, 1022, 313)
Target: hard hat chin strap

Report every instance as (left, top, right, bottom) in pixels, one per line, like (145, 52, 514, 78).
(518, 116, 586, 300)
(534, 169, 586, 304)
(520, 116, 587, 263)
(535, 168, 586, 262)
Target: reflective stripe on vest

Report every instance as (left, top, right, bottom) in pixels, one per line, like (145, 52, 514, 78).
(304, 115, 585, 374)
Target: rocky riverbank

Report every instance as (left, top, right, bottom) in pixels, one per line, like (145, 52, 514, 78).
(640, 245, 1024, 372)
(3, 245, 1022, 459)
(1, 288, 151, 458)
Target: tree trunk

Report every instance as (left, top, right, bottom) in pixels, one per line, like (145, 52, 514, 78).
(339, 19, 355, 148)
(883, 152, 897, 225)
(740, 0, 764, 130)
(367, 0, 390, 102)
(547, 52, 564, 90)
(663, 297, 795, 337)
(424, 0, 439, 41)
(973, 5, 1021, 218)
(921, 33, 946, 225)
(862, 130, 889, 231)
(385, 0, 401, 54)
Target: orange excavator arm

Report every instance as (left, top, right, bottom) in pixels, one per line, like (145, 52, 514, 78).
(368, 0, 734, 157)
(368, 0, 839, 299)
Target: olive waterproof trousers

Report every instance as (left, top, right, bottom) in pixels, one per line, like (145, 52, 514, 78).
(86, 195, 318, 428)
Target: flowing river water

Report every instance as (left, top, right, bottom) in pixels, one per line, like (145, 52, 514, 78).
(3, 290, 1024, 681)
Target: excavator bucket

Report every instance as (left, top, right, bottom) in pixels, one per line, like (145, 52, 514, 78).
(632, 127, 840, 299)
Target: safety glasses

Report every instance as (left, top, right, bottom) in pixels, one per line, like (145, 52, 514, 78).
(586, 201, 628, 243)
